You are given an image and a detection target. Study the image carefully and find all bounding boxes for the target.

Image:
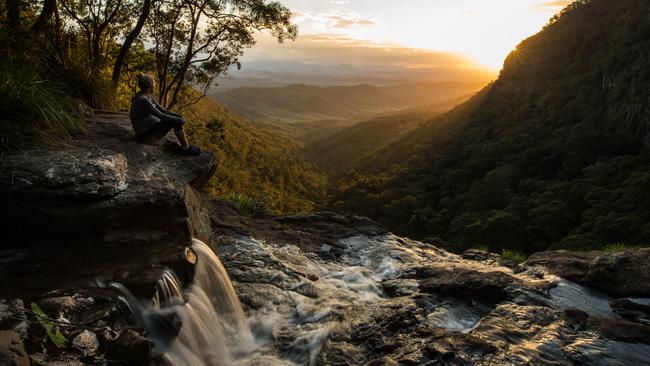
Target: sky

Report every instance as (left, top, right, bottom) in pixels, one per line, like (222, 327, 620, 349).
(239, 0, 572, 75)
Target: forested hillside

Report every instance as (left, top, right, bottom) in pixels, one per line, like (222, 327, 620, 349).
(306, 110, 438, 174)
(328, 0, 650, 254)
(183, 97, 327, 214)
(210, 82, 484, 123)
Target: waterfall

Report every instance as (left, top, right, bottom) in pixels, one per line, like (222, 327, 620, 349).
(115, 239, 257, 366)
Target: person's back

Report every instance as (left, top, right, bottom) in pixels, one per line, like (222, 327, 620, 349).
(129, 74, 201, 156)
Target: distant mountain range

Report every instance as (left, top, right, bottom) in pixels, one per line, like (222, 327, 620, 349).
(209, 81, 486, 124)
(213, 64, 497, 91)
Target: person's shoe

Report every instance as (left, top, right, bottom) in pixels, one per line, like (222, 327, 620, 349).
(182, 145, 202, 156)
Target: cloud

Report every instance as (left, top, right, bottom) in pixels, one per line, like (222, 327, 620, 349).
(244, 33, 487, 71)
(293, 10, 376, 30)
(533, 1, 572, 10)
(325, 14, 374, 28)
(329, 0, 350, 4)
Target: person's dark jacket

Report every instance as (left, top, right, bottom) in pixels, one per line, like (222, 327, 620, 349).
(130, 92, 184, 136)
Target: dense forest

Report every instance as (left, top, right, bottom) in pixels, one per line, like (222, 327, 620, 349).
(326, 0, 650, 254)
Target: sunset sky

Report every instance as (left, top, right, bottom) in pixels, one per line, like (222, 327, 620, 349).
(240, 0, 571, 74)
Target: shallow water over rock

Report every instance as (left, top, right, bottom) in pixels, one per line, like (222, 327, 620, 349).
(109, 233, 650, 366)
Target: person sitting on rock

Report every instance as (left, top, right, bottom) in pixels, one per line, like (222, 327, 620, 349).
(130, 74, 202, 156)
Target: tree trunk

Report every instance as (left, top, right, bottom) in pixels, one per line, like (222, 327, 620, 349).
(32, 0, 56, 33)
(6, 0, 20, 25)
(112, 0, 152, 86)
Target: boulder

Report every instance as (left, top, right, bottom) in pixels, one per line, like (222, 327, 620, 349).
(584, 248, 650, 297)
(107, 329, 154, 365)
(0, 331, 29, 366)
(72, 330, 99, 357)
(524, 249, 650, 297)
(563, 308, 650, 345)
(523, 250, 599, 282)
(416, 266, 521, 303)
(609, 298, 650, 325)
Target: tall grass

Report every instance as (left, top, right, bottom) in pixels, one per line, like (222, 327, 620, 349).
(48, 40, 115, 109)
(0, 56, 85, 149)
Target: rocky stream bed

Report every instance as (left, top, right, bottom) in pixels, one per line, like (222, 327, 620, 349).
(1, 112, 650, 366)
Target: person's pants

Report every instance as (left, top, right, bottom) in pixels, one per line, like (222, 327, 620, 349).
(135, 116, 185, 143)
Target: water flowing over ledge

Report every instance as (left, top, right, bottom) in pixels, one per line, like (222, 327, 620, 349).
(114, 235, 650, 366)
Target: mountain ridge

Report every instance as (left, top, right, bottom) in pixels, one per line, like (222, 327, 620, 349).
(326, 0, 650, 254)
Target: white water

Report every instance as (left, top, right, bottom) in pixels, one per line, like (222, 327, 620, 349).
(113, 235, 650, 366)
(114, 239, 260, 366)
(159, 239, 257, 366)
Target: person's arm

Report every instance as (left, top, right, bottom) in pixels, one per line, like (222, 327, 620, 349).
(151, 97, 183, 118)
(135, 97, 183, 123)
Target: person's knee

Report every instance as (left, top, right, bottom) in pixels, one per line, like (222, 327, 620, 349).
(173, 117, 185, 132)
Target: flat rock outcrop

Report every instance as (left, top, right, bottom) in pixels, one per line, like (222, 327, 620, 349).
(0, 112, 215, 299)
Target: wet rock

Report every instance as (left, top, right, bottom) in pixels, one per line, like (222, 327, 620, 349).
(0, 330, 29, 366)
(462, 249, 501, 263)
(524, 249, 650, 297)
(0, 113, 214, 300)
(416, 266, 521, 302)
(291, 281, 320, 299)
(208, 199, 387, 255)
(563, 308, 650, 345)
(382, 278, 420, 297)
(585, 248, 650, 297)
(367, 356, 400, 366)
(0, 299, 28, 340)
(524, 250, 599, 281)
(72, 330, 99, 356)
(609, 298, 650, 325)
(29, 352, 85, 366)
(38, 296, 79, 316)
(107, 329, 154, 365)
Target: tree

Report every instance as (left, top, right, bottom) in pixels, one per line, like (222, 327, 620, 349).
(111, 0, 153, 86)
(147, 0, 297, 109)
(6, 0, 20, 25)
(58, 0, 131, 69)
(32, 0, 57, 33)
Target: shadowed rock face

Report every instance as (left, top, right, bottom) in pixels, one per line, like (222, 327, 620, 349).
(523, 249, 650, 298)
(0, 112, 216, 299)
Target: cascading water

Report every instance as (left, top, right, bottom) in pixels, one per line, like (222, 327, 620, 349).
(111, 234, 650, 366)
(114, 239, 258, 366)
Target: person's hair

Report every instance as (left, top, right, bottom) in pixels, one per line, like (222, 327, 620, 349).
(137, 74, 155, 92)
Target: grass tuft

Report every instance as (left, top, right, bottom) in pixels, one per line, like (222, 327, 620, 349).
(0, 57, 85, 149)
(226, 193, 267, 218)
(500, 249, 527, 263)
